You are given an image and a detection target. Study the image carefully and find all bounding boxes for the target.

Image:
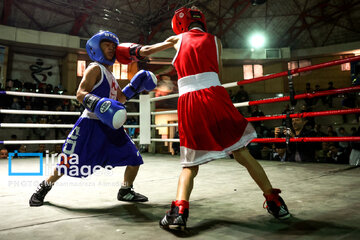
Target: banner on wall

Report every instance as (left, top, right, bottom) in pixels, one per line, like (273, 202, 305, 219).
(11, 54, 60, 87)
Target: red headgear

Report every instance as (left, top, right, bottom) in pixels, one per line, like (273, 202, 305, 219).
(171, 7, 207, 35)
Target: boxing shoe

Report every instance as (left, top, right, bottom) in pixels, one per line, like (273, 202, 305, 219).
(29, 180, 53, 207)
(159, 200, 189, 231)
(117, 186, 148, 202)
(263, 188, 291, 220)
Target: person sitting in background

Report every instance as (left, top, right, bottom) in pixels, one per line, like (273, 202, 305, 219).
(276, 117, 317, 162)
(0, 148, 8, 159)
(272, 143, 287, 162)
(251, 105, 265, 128)
(314, 124, 326, 137)
(304, 83, 313, 106)
(325, 81, 335, 108)
(327, 125, 337, 137)
(36, 144, 46, 155)
(33, 117, 50, 140)
(337, 127, 350, 153)
(312, 84, 322, 105)
(316, 142, 331, 163)
(18, 145, 27, 153)
(327, 144, 349, 164)
(50, 144, 63, 157)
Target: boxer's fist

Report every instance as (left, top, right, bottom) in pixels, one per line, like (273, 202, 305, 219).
(116, 43, 144, 64)
(122, 70, 157, 100)
(83, 94, 127, 129)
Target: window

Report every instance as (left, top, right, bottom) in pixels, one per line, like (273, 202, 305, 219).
(243, 64, 263, 80)
(113, 62, 128, 80)
(288, 59, 311, 76)
(77, 60, 86, 77)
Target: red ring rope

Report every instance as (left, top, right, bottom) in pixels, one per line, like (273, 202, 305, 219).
(238, 55, 360, 85)
(246, 108, 360, 122)
(247, 85, 360, 106)
(251, 137, 360, 143)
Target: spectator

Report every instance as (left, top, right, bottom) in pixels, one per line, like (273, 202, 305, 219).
(18, 145, 27, 153)
(272, 143, 287, 162)
(0, 148, 8, 159)
(312, 84, 322, 105)
(251, 105, 265, 128)
(337, 127, 350, 152)
(316, 142, 331, 163)
(50, 144, 63, 157)
(235, 86, 250, 112)
(304, 83, 313, 106)
(314, 124, 326, 137)
(327, 144, 349, 164)
(325, 81, 335, 108)
(327, 125, 337, 137)
(36, 144, 46, 155)
(286, 117, 317, 162)
(33, 117, 50, 140)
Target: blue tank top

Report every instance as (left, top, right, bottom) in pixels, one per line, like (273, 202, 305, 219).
(81, 62, 119, 119)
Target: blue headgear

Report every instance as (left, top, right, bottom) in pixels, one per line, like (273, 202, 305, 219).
(86, 31, 119, 66)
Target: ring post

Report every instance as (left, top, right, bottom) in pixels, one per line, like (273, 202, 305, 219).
(140, 94, 151, 144)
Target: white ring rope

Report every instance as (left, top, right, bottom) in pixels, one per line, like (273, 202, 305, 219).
(0, 109, 81, 115)
(151, 123, 178, 127)
(151, 138, 180, 142)
(3, 91, 76, 99)
(0, 123, 74, 128)
(2, 140, 66, 145)
(151, 110, 177, 115)
(1, 91, 139, 103)
(1, 139, 139, 145)
(0, 123, 139, 129)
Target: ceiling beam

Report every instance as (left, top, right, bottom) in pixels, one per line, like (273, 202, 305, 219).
(217, 0, 251, 38)
(70, 0, 97, 35)
(13, 0, 44, 30)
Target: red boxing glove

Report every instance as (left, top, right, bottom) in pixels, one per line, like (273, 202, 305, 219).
(116, 43, 144, 65)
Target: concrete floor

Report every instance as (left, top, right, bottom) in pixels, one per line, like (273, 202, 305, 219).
(0, 153, 359, 240)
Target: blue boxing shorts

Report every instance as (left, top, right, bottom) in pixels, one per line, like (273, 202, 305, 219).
(56, 117, 143, 178)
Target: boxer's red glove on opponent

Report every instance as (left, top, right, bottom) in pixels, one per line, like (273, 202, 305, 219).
(116, 43, 144, 64)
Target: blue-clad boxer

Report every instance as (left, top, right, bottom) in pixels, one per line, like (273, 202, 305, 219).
(29, 31, 156, 206)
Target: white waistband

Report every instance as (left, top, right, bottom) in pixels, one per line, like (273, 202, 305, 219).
(81, 109, 99, 120)
(178, 72, 221, 96)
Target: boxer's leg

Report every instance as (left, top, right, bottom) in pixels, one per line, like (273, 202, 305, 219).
(117, 165, 148, 202)
(233, 147, 290, 219)
(29, 169, 63, 207)
(160, 165, 198, 230)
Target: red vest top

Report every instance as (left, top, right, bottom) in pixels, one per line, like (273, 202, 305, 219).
(173, 28, 219, 79)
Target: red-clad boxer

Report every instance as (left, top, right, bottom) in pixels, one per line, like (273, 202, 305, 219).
(117, 6, 291, 230)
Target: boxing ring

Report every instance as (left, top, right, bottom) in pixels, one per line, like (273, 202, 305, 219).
(0, 56, 360, 240)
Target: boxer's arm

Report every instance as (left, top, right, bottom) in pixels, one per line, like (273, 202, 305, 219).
(117, 88, 127, 104)
(76, 65, 101, 103)
(217, 38, 223, 82)
(139, 35, 180, 57)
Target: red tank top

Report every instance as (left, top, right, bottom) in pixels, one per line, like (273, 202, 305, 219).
(173, 28, 219, 79)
